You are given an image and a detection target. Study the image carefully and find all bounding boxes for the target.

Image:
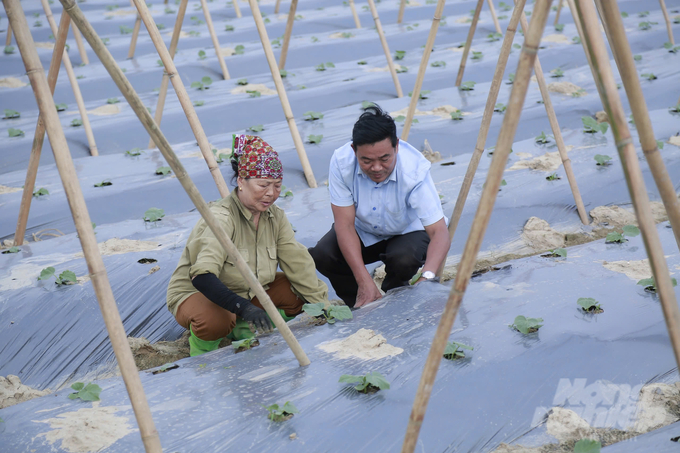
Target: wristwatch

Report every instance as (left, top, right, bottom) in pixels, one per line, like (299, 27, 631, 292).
(422, 271, 436, 280)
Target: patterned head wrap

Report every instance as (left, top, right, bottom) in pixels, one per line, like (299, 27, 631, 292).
(231, 134, 283, 180)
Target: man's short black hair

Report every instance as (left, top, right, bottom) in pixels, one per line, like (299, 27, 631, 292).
(352, 104, 398, 148)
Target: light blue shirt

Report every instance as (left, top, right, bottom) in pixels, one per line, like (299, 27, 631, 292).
(329, 139, 445, 246)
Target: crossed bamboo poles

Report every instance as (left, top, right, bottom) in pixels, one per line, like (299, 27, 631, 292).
(401, 0, 680, 450)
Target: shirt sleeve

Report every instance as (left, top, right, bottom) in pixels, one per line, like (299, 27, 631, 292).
(275, 211, 329, 304)
(328, 153, 355, 207)
(187, 212, 234, 278)
(408, 172, 445, 227)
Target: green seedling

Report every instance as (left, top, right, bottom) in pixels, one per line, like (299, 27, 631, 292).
(2, 246, 20, 254)
(191, 76, 213, 91)
(71, 118, 83, 127)
(198, 50, 206, 60)
(94, 180, 112, 187)
(157, 59, 164, 67)
(669, 104, 680, 113)
(395, 50, 406, 60)
(307, 134, 323, 144)
(248, 124, 264, 132)
(554, 23, 564, 32)
(304, 111, 324, 121)
(582, 116, 609, 134)
(656, 140, 664, 150)
(499, 1, 511, 11)
(224, 24, 234, 32)
(594, 154, 612, 166)
(212, 149, 230, 163)
(125, 148, 143, 157)
(143, 207, 165, 222)
(247, 90, 261, 98)
(494, 103, 506, 113)
(638, 11, 650, 17)
(443, 341, 473, 360)
(500, 179, 507, 187)
(156, 23, 166, 30)
(302, 302, 352, 324)
(340, 32, 353, 38)
(8, 128, 24, 137)
(633, 54, 642, 61)
(155, 166, 171, 176)
(430, 60, 446, 68)
(571, 88, 587, 97)
(193, 100, 204, 107)
(38, 267, 77, 286)
(68, 382, 102, 402)
(512, 43, 521, 50)
(55, 103, 68, 112)
(310, 36, 319, 43)
(450, 110, 463, 121)
(165, 7, 175, 13)
(550, 68, 564, 78)
(408, 90, 431, 99)
(638, 276, 678, 293)
(510, 315, 543, 334)
(119, 25, 133, 34)
(507, 73, 515, 84)
(190, 15, 204, 25)
(638, 21, 657, 30)
(187, 31, 200, 37)
(3, 109, 20, 119)
(106, 98, 119, 104)
(572, 36, 581, 44)
(574, 438, 601, 453)
(459, 81, 476, 91)
(361, 101, 376, 110)
(4, 45, 15, 54)
(279, 69, 288, 78)
(396, 65, 408, 73)
(263, 401, 298, 422)
(33, 187, 49, 197)
(393, 116, 417, 123)
(546, 173, 561, 181)
(236, 78, 248, 86)
(471, 51, 483, 60)
(487, 32, 502, 42)
(641, 72, 657, 81)
(279, 185, 293, 198)
(535, 131, 550, 144)
(232, 338, 258, 351)
(543, 247, 567, 257)
(357, 60, 367, 65)
(234, 44, 245, 55)
(339, 372, 390, 393)
(605, 224, 640, 243)
(577, 297, 603, 313)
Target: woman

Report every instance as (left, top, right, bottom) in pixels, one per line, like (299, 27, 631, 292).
(166, 134, 329, 356)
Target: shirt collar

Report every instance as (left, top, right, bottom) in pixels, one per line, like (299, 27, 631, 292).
(228, 188, 274, 220)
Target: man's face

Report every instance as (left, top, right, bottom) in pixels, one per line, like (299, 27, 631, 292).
(353, 138, 398, 183)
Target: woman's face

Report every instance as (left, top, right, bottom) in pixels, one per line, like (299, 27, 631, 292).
(237, 177, 282, 214)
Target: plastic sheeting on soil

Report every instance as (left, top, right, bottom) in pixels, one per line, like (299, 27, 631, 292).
(1, 221, 680, 452)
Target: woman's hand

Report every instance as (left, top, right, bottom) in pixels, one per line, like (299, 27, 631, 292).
(238, 302, 272, 334)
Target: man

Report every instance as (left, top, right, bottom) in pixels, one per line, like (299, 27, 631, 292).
(309, 105, 450, 308)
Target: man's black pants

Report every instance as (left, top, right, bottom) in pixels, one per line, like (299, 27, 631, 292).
(309, 225, 430, 307)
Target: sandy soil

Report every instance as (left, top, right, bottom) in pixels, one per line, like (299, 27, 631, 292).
(390, 105, 461, 120)
(548, 81, 585, 96)
(318, 328, 403, 360)
(508, 151, 563, 172)
(0, 184, 21, 194)
(35, 403, 135, 453)
(366, 64, 408, 73)
(669, 135, 680, 147)
(0, 77, 27, 88)
(602, 259, 652, 281)
(74, 238, 161, 258)
(230, 83, 277, 96)
(88, 105, 121, 116)
(542, 34, 571, 44)
(0, 375, 50, 409)
(128, 334, 191, 371)
(521, 217, 565, 251)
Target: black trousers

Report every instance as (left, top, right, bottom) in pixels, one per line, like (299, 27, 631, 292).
(309, 225, 430, 307)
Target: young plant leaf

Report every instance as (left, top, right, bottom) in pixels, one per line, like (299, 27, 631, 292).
(8, 128, 25, 137)
(546, 173, 561, 181)
(198, 50, 206, 60)
(622, 224, 640, 237)
(2, 246, 20, 254)
(303, 111, 324, 121)
(33, 187, 49, 197)
(637, 277, 678, 292)
(328, 305, 352, 321)
(573, 438, 601, 453)
(641, 72, 657, 81)
(511, 315, 543, 334)
(594, 154, 612, 166)
(394, 50, 406, 60)
(494, 103, 506, 113)
(459, 81, 476, 91)
(56, 270, 77, 286)
(143, 207, 165, 222)
(236, 78, 248, 85)
(94, 180, 112, 187)
(450, 110, 463, 120)
(3, 109, 20, 119)
(577, 297, 602, 312)
(605, 231, 626, 243)
(443, 341, 473, 360)
(302, 302, 324, 317)
(125, 148, 143, 157)
(155, 166, 172, 176)
(248, 124, 264, 132)
(307, 134, 323, 144)
(38, 266, 56, 281)
(106, 98, 119, 104)
(71, 118, 83, 127)
(408, 90, 431, 99)
(535, 131, 550, 144)
(361, 101, 376, 110)
(430, 60, 446, 68)
(68, 382, 102, 401)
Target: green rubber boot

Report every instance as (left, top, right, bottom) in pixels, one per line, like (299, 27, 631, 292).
(226, 318, 256, 341)
(270, 308, 296, 323)
(189, 325, 222, 357)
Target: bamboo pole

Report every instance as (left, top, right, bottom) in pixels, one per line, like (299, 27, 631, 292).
(573, 0, 680, 380)
(660, 0, 675, 46)
(5, 22, 10, 46)
(71, 21, 89, 64)
(131, 0, 230, 198)
(127, 1, 143, 59)
(3, 1, 163, 451)
(348, 0, 361, 28)
(41, 0, 98, 156)
(401, 0, 445, 140)
(488, 0, 502, 34)
(58, 0, 312, 368)
(148, 0, 188, 149)
(594, 0, 680, 253)
(278, 0, 297, 70)
(232, 0, 241, 18)
(435, 0, 526, 275)
(566, 0, 592, 67)
(13, 10, 71, 247)
(248, 0, 317, 188)
(397, 0, 406, 24)
(402, 2, 553, 451)
(553, 0, 563, 25)
(455, 0, 484, 87)
(199, 0, 230, 79)
(518, 10, 588, 224)
(274, 0, 281, 14)
(367, 0, 403, 97)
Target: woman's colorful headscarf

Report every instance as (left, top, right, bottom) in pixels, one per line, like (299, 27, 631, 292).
(231, 134, 283, 180)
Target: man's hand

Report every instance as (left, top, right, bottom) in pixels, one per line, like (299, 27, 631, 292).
(238, 302, 272, 334)
(354, 280, 382, 308)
